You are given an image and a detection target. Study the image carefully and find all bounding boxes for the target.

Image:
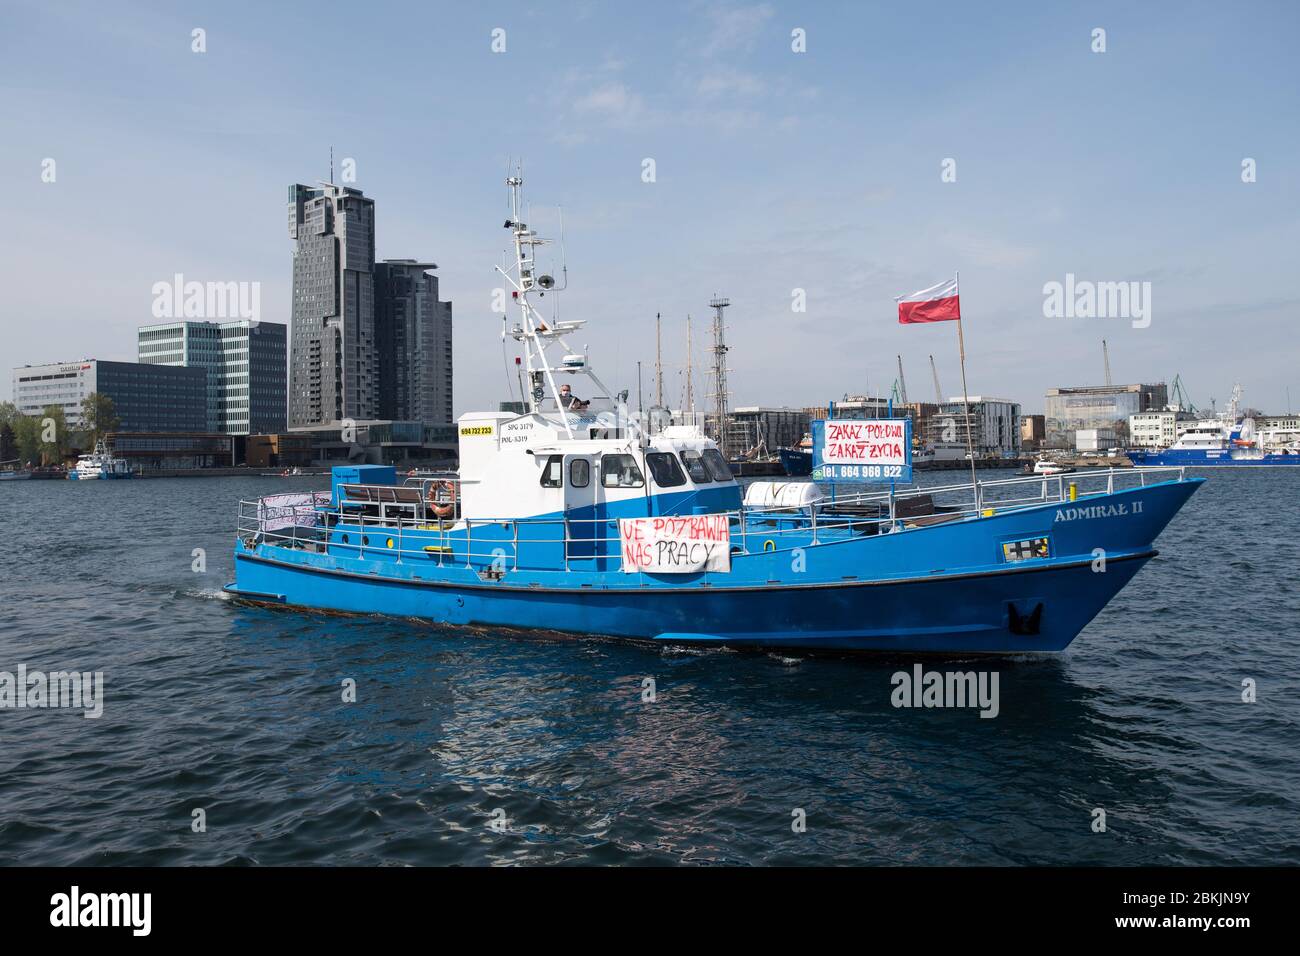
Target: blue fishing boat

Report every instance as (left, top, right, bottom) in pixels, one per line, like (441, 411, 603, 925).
(225, 176, 1203, 653)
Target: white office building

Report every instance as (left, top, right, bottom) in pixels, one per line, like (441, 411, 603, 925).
(1129, 409, 1197, 449)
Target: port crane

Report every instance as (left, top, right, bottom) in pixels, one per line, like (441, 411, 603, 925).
(1102, 339, 1112, 387)
(896, 355, 909, 405)
(929, 355, 943, 404)
(1170, 373, 1197, 415)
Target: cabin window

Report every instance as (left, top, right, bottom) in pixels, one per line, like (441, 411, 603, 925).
(645, 452, 686, 488)
(679, 449, 712, 483)
(701, 448, 733, 482)
(600, 453, 644, 488)
(570, 458, 590, 488)
(539, 454, 563, 488)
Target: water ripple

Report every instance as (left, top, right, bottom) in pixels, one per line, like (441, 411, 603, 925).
(0, 470, 1297, 865)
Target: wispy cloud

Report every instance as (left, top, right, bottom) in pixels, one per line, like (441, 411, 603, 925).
(696, 67, 766, 99)
(941, 229, 1038, 269)
(574, 82, 644, 119)
(694, 2, 776, 56)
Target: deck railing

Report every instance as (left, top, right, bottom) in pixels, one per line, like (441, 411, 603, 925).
(236, 466, 1187, 572)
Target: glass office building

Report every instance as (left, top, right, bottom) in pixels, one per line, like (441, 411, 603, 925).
(1044, 384, 1168, 449)
(138, 320, 287, 435)
(12, 359, 207, 432)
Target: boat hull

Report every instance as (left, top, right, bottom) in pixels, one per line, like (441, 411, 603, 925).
(778, 448, 812, 476)
(227, 477, 1202, 654)
(1128, 449, 1300, 467)
(230, 547, 1152, 653)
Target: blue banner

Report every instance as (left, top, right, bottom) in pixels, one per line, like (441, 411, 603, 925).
(811, 418, 913, 483)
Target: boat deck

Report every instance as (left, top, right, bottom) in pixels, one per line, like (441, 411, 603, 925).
(237, 467, 1188, 576)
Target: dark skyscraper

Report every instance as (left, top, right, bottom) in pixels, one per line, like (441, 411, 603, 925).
(374, 259, 454, 424)
(287, 183, 376, 427)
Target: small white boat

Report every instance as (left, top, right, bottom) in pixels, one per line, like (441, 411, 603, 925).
(68, 441, 134, 480)
(1029, 458, 1075, 476)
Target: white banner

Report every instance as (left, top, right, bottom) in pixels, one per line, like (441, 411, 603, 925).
(821, 419, 909, 467)
(619, 515, 731, 574)
(258, 492, 330, 532)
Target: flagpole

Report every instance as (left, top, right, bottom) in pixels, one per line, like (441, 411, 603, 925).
(954, 270, 979, 495)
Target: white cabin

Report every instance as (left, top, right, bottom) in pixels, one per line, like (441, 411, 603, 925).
(455, 410, 739, 522)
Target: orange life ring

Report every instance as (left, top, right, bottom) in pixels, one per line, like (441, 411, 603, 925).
(428, 480, 457, 519)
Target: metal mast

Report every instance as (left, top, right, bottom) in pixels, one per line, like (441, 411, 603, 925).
(655, 312, 663, 407)
(496, 170, 613, 441)
(685, 314, 694, 414)
(1227, 383, 1243, 421)
(930, 355, 943, 404)
(897, 354, 909, 405)
(707, 296, 731, 456)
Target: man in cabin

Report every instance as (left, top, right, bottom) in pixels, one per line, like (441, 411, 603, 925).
(558, 383, 589, 411)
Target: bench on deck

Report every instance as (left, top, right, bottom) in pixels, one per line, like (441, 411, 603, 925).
(894, 494, 965, 528)
(339, 484, 426, 525)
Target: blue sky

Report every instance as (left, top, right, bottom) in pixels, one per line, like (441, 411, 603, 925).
(1, 0, 1297, 415)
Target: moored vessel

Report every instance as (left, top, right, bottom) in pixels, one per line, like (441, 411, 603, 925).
(778, 433, 813, 476)
(1128, 385, 1300, 468)
(67, 440, 134, 480)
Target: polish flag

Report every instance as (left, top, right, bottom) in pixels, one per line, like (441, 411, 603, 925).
(896, 277, 960, 324)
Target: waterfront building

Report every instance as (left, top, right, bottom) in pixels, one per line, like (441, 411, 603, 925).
(373, 259, 453, 425)
(731, 406, 812, 453)
(12, 359, 206, 432)
(107, 431, 235, 470)
(898, 401, 939, 446)
(288, 182, 377, 428)
(1044, 383, 1167, 449)
(1258, 414, 1300, 432)
(1075, 428, 1117, 452)
(1020, 414, 1046, 452)
(11, 360, 95, 426)
(827, 395, 893, 419)
(290, 419, 457, 466)
(1130, 409, 1196, 449)
(244, 433, 313, 469)
(138, 320, 287, 435)
(925, 396, 1022, 458)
